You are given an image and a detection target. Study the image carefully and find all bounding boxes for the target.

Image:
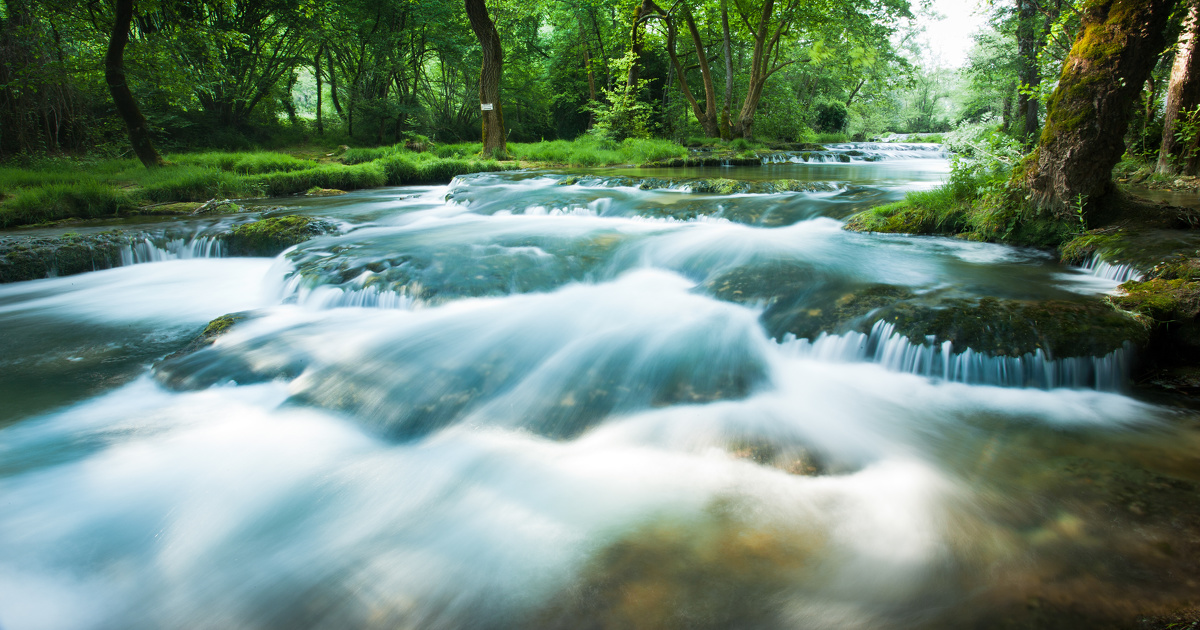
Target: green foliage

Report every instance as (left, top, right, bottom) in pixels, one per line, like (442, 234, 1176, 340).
(588, 52, 654, 142)
(814, 132, 849, 143)
(1172, 105, 1200, 167)
(170, 152, 316, 174)
(814, 102, 849, 133)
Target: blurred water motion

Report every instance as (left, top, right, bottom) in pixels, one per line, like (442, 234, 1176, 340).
(1, 151, 1198, 630)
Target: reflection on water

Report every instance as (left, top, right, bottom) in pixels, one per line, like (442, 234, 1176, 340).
(1, 148, 1198, 630)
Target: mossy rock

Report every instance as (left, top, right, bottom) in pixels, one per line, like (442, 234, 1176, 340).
(844, 202, 947, 235)
(706, 264, 1144, 357)
(192, 199, 243, 215)
(222, 216, 339, 257)
(160, 312, 253, 362)
(131, 202, 204, 216)
(0, 231, 132, 283)
(305, 187, 348, 197)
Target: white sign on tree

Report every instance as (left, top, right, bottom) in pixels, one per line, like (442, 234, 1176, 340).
(481, 103, 494, 111)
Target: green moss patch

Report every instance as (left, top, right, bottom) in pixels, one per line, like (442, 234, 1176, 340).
(223, 216, 339, 257)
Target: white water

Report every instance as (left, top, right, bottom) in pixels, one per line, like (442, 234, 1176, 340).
(0, 150, 1187, 630)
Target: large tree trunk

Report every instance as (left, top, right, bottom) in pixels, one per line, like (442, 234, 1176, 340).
(465, 0, 506, 157)
(720, 0, 734, 140)
(1024, 0, 1176, 220)
(1016, 0, 1040, 143)
(315, 45, 324, 135)
(1157, 1, 1200, 174)
(660, 7, 720, 137)
(104, 0, 162, 168)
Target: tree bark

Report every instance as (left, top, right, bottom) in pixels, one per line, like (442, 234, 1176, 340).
(1157, 0, 1200, 174)
(465, 0, 506, 156)
(1024, 0, 1177, 220)
(315, 45, 324, 135)
(721, 0, 734, 140)
(661, 7, 720, 137)
(1016, 0, 1039, 143)
(628, 0, 656, 88)
(104, 0, 162, 168)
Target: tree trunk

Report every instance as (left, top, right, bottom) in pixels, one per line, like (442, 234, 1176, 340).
(315, 45, 324, 135)
(1157, 1, 1200, 174)
(662, 7, 720, 137)
(720, 0, 734, 140)
(628, 0, 656, 88)
(1024, 0, 1176, 220)
(104, 0, 162, 168)
(327, 49, 343, 118)
(465, 0, 506, 157)
(1016, 0, 1039, 143)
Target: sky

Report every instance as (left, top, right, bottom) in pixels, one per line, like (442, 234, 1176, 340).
(912, 0, 990, 68)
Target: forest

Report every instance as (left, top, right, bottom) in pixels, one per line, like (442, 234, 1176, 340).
(4, 0, 1200, 628)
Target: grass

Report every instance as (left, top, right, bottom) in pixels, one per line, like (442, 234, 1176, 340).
(0, 137, 696, 227)
(0, 146, 514, 228)
(845, 169, 1075, 248)
(506, 137, 687, 166)
(814, 133, 849, 144)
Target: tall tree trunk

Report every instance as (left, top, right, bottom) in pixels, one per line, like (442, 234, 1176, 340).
(1016, 0, 1039, 143)
(662, 8, 720, 137)
(1157, 1, 1200, 174)
(315, 45, 324, 135)
(465, 0, 506, 156)
(627, 0, 656, 88)
(1025, 0, 1177, 220)
(104, 0, 162, 168)
(720, 0, 734, 140)
(327, 49, 344, 118)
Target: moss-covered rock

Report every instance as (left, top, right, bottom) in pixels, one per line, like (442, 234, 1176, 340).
(706, 264, 1144, 358)
(305, 187, 348, 197)
(223, 216, 339, 257)
(0, 231, 133, 283)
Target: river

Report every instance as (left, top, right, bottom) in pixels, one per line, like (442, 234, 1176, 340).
(1, 144, 1197, 629)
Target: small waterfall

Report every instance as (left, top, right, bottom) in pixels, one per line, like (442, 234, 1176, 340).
(277, 272, 420, 310)
(119, 235, 224, 265)
(780, 320, 1131, 391)
(1080, 254, 1143, 283)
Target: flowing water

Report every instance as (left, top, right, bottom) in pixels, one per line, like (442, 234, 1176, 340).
(2, 147, 1199, 630)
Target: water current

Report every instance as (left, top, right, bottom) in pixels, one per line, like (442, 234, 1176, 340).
(2, 145, 1199, 629)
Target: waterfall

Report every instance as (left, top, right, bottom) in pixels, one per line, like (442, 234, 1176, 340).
(119, 235, 225, 265)
(1080, 254, 1144, 283)
(779, 320, 1131, 391)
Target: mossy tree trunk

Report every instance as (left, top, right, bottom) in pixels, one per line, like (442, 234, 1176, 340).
(465, 0, 506, 157)
(1016, 0, 1041, 143)
(1024, 0, 1177, 220)
(1157, 0, 1200, 174)
(104, 0, 162, 168)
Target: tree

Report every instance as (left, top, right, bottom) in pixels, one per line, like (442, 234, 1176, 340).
(1024, 0, 1177, 219)
(465, 0, 506, 156)
(1157, 0, 1200, 174)
(105, 0, 163, 167)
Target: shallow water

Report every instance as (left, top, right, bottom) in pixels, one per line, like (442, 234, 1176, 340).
(2, 148, 1199, 630)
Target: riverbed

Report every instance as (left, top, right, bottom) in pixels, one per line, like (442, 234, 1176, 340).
(1, 144, 1197, 629)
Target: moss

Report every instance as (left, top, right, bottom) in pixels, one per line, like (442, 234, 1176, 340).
(1059, 231, 1125, 265)
(844, 201, 949, 234)
(223, 216, 339, 257)
(1111, 278, 1200, 322)
(305, 187, 348, 197)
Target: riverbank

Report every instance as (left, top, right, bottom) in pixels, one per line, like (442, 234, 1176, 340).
(0, 137, 956, 230)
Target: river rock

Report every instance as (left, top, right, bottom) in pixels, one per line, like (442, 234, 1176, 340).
(219, 216, 340, 257)
(0, 231, 133, 283)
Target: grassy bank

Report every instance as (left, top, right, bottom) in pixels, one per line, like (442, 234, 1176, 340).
(0, 138, 693, 228)
(843, 169, 1077, 249)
